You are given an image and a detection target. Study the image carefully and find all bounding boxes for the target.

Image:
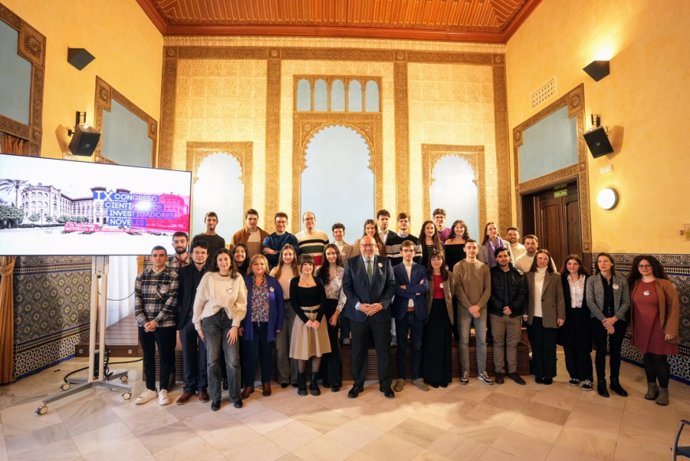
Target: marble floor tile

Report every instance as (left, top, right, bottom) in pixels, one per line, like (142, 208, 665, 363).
(239, 407, 294, 435)
(519, 400, 570, 426)
(152, 436, 225, 461)
(10, 436, 82, 461)
(297, 407, 353, 434)
(359, 432, 425, 461)
(325, 419, 384, 451)
(491, 428, 553, 460)
(545, 444, 606, 461)
(221, 435, 288, 461)
(4, 420, 72, 458)
(507, 413, 563, 444)
(291, 434, 357, 461)
(386, 418, 446, 448)
(138, 420, 199, 454)
(79, 436, 155, 461)
(71, 421, 133, 455)
(264, 420, 322, 451)
(554, 427, 617, 460)
(426, 431, 490, 460)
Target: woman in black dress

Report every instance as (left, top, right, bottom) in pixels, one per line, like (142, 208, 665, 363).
(289, 255, 331, 396)
(444, 219, 469, 271)
(418, 220, 444, 268)
(422, 251, 454, 387)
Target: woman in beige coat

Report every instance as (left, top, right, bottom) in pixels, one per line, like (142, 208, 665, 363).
(524, 249, 565, 385)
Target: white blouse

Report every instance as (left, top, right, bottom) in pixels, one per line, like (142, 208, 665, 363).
(567, 274, 586, 308)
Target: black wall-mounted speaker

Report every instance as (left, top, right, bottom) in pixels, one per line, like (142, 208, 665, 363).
(67, 48, 95, 70)
(584, 127, 614, 158)
(69, 126, 101, 156)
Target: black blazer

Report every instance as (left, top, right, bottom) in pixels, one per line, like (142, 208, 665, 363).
(342, 255, 396, 323)
(176, 263, 207, 329)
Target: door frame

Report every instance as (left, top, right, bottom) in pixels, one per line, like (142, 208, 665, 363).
(513, 84, 592, 259)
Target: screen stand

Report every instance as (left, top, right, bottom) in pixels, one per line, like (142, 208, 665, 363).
(36, 256, 132, 415)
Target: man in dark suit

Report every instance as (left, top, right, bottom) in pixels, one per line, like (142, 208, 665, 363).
(175, 240, 210, 404)
(343, 235, 397, 399)
(392, 240, 429, 392)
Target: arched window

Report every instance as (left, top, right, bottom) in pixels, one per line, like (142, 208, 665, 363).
(192, 153, 244, 239)
(348, 80, 362, 112)
(365, 80, 380, 112)
(301, 125, 374, 236)
(430, 156, 480, 239)
(296, 79, 311, 111)
(331, 79, 345, 112)
(314, 79, 328, 111)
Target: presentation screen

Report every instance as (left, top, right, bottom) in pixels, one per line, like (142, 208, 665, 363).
(0, 154, 191, 256)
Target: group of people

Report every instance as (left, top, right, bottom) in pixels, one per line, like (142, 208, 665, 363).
(133, 208, 681, 411)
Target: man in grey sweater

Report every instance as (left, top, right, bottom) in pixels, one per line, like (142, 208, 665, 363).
(453, 239, 493, 385)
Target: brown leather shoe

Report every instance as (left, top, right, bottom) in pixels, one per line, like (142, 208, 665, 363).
(176, 391, 194, 405)
(262, 383, 272, 396)
(241, 386, 254, 400)
(198, 389, 210, 402)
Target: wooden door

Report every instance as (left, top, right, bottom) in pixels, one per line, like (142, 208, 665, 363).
(522, 181, 581, 270)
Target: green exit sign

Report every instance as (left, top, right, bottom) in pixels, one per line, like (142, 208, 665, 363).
(554, 189, 568, 198)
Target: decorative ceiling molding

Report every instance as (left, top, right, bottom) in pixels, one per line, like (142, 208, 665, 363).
(137, 0, 541, 43)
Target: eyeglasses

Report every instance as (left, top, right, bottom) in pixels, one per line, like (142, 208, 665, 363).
(361, 244, 375, 248)
(638, 264, 651, 268)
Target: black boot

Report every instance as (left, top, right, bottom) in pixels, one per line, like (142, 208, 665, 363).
(309, 372, 321, 396)
(597, 379, 610, 398)
(297, 373, 307, 396)
(610, 377, 628, 397)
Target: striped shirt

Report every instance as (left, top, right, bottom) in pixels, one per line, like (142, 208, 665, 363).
(295, 230, 329, 267)
(134, 267, 179, 328)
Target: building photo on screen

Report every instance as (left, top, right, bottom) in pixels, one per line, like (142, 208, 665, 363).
(0, 154, 191, 256)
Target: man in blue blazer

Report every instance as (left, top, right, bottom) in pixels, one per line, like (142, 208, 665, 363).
(343, 235, 397, 398)
(392, 240, 429, 392)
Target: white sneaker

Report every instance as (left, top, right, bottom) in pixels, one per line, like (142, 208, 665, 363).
(477, 372, 494, 385)
(158, 389, 171, 406)
(460, 371, 470, 385)
(135, 389, 157, 405)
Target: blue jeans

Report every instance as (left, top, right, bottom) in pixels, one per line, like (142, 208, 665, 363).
(202, 310, 241, 403)
(395, 312, 424, 380)
(242, 322, 274, 386)
(458, 307, 488, 374)
(179, 320, 207, 393)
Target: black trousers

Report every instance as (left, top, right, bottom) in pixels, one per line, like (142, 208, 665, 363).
(321, 299, 343, 386)
(179, 320, 208, 392)
(241, 322, 274, 386)
(528, 317, 557, 379)
(562, 308, 593, 381)
(350, 315, 392, 389)
(139, 325, 176, 391)
(591, 318, 626, 380)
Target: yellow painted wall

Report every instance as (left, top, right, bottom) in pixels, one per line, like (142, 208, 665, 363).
(408, 62, 498, 231)
(3, 0, 163, 158)
(506, 0, 690, 253)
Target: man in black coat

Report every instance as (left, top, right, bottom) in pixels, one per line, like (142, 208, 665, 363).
(176, 240, 210, 404)
(489, 247, 527, 385)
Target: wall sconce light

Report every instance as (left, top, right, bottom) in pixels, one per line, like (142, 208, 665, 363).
(597, 188, 618, 210)
(67, 48, 95, 70)
(68, 111, 100, 156)
(583, 60, 610, 81)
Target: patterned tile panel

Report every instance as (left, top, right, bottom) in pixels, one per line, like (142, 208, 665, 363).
(12, 256, 91, 379)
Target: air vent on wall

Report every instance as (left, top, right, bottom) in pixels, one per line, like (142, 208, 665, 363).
(530, 77, 557, 108)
